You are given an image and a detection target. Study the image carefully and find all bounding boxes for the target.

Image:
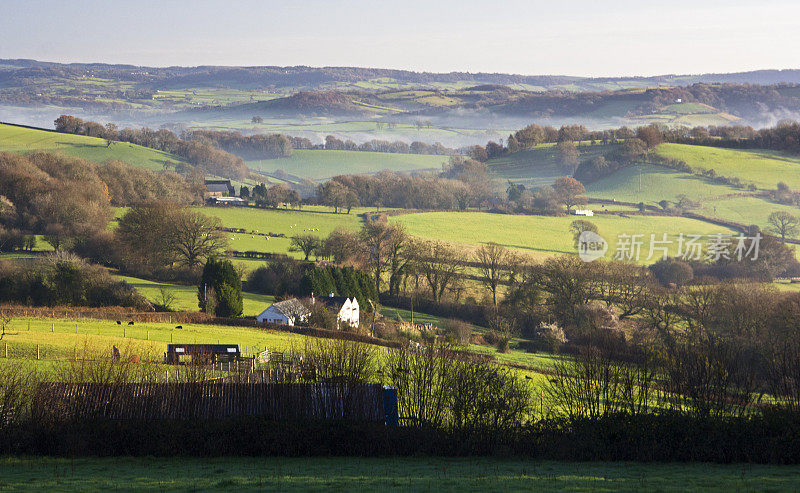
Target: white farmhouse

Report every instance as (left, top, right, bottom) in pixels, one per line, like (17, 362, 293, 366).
(572, 209, 594, 217)
(256, 299, 311, 326)
(317, 294, 360, 329)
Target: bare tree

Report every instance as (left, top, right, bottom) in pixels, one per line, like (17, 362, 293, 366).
(359, 219, 406, 294)
(169, 211, 228, 267)
(410, 240, 464, 302)
(474, 242, 516, 307)
(768, 210, 799, 241)
(289, 234, 321, 261)
(156, 287, 177, 311)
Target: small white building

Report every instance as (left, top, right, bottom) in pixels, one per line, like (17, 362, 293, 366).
(256, 299, 311, 326)
(572, 209, 594, 217)
(317, 294, 360, 329)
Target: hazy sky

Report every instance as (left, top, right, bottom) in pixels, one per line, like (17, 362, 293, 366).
(2, 0, 799, 77)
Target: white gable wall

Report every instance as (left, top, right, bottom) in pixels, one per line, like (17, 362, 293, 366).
(256, 305, 292, 325)
(337, 298, 359, 328)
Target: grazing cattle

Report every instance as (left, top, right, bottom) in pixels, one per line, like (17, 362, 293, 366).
(128, 321, 134, 326)
(116, 321, 121, 325)
(175, 325, 183, 329)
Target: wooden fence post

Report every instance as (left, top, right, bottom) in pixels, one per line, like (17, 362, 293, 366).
(4, 342, 7, 358)
(51, 323, 54, 333)
(37, 345, 39, 360)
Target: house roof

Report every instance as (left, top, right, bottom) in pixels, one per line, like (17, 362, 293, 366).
(211, 197, 246, 203)
(268, 299, 310, 318)
(317, 296, 351, 311)
(206, 183, 231, 194)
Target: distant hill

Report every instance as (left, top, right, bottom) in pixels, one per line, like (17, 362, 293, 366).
(0, 122, 186, 170)
(3, 58, 800, 120)
(4, 58, 800, 91)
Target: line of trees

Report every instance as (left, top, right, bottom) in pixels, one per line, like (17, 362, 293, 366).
(53, 115, 249, 180)
(185, 130, 292, 160)
(314, 157, 495, 212)
(321, 135, 454, 155)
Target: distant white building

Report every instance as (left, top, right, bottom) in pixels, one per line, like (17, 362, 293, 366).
(572, 209, 594, 217)
(256, 299, 311, 326)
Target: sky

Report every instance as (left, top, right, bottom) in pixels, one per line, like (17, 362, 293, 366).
(1, 0, 799, 77)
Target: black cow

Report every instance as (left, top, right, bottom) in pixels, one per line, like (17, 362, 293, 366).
(128, 321, 134, 326)
(116, 321, 121, 325)
(175, 325, 183, 329)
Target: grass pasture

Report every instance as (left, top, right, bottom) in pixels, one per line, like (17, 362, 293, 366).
(115, 275, 274, 316)
(2, 456, 800, 492)
(391, 211, 736, 261)
(656, 143, 800, 190)
(488, 143, 610, 188)
(586, 164, 736, 205)
(696, 195, 800, 238)
(0, 317, 304, 362)
(197, 205, 367, 256)
(247, 149, 448, 180)
(0, 123, 187, 170)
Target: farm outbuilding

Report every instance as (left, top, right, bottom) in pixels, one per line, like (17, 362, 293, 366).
(164, 343, 241, 365)
(204, 179, 235, 197)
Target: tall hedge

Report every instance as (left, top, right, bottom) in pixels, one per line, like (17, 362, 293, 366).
(198, 257, 243, 317)
(300, 266, 376, 310)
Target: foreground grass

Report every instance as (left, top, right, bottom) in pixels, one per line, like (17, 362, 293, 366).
(1, 456, 799, 492)
(0, 317, 306, 361)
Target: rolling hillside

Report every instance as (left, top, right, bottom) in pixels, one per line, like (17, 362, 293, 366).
(655, 143, 800, 190)
(488, 143, 611, 188)
(585, 164, 736, 204)
(0, 122, 186, 170)
(247, 149, 448, 180)
(390, 211, 735, 261)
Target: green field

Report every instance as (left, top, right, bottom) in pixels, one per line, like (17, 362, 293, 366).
(0, 317, 305, 361)
(586, 164, 736, 205)
(488, 143, 607, 188)
(0, 314, 557, 378)
(656, 143, 800, 190)
(247, 149, 448, 180)
(0, 123, 187, 170)
(391, 211, 735, 261)
(2, 456, 799, 492)
(198, 205, 367, 255)
(697, 195, 800, 236)
(115, 275, 274, 316)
